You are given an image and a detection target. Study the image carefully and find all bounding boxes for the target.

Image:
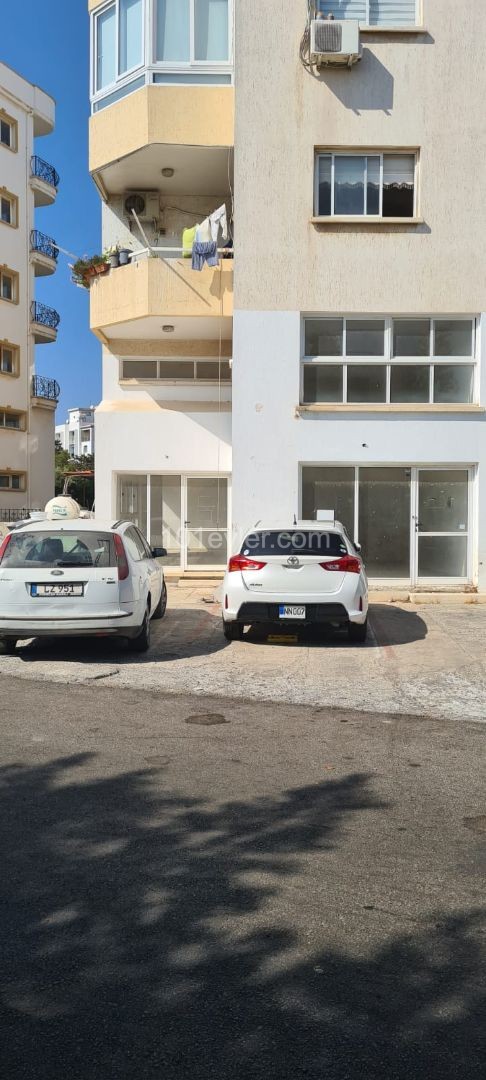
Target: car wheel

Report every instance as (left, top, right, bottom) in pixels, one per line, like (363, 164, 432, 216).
(348, 618, 368, 644)
(129, 607, 151, 653)
(152, 582, 167, 620)
(0, 638, 17, 655)
(223, 620, 244, 642)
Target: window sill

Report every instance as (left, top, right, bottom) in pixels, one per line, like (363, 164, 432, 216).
(297, 404, 485, 414)
(311, 216, 424, 227)
(359, 25, 427, 34)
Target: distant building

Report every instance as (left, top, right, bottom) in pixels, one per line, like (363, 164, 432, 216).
(0, 61, 60, 514)
(56, 407, 95, 458)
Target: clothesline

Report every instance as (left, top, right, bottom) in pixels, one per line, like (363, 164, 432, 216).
(129, 247, 232, 258)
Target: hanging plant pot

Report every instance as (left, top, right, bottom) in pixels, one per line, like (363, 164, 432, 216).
(118, 249, 131, 266)
(108, 252, 120, 269)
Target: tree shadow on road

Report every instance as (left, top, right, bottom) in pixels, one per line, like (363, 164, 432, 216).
(0, 756, 484, 1079)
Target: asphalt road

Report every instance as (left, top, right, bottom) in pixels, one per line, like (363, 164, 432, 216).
(1, 675, 486, 1079)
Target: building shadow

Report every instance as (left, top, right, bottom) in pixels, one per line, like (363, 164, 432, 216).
(0, 754, 484, 1078)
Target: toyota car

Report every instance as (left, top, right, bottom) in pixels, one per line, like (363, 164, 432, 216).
(222, 521, 368, 643)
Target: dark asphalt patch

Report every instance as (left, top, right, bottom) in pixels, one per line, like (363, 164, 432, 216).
(184, 713, 229, 726)
(464, 815, 486, 834)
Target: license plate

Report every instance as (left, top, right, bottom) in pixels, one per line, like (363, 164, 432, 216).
(31, 584, 84, 598)
(279, 605, 306, 619)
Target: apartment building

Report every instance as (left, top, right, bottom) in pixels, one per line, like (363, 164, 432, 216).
(0, 62, 60, 517)
(56, 406, 96, 458)
(88, 1, 486, 589)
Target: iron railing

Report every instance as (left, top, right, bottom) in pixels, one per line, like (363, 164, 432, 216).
(31, 155, 60, 190)
(31, 301, 61, 330)
(31, 229, 59, 262)
(0, 509, 35, 523)
(32, 375, 60, 401)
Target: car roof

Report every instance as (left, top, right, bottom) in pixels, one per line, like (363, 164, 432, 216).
(10, 518, 133, 534)
(245, 521, 346, 534)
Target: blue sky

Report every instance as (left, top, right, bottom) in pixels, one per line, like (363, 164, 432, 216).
(2, 0, 102, 421)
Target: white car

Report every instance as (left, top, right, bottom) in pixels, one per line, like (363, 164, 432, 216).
(0, 518, 167, 654)
(222, 521, 368, 643)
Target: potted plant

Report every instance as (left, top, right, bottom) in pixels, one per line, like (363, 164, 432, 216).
(118, 247, 132, 266)
(71, 254, 109, 289)
(105, 245, 120, 269)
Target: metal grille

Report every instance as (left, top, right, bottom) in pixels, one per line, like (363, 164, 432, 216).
(31, 230, 59, 262)
(31, 155, 60, 190)
(0, 509, 34, 523)
(32, 375, 60, 401)
(314, 22, 343, 52)
(31, 301, 61, 330)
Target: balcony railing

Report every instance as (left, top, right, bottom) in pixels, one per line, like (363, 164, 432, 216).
(0, 509, 36, 523)
(31, 301, 61, 330)
(32, 375, 60, 401)
(31, 230, 59, 262)
(31, 155, 60, 190)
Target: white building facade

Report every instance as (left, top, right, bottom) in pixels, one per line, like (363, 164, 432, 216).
(0, 62, 60, 518)
(88, 0, 486, 589)
(56, 407, 96, 458)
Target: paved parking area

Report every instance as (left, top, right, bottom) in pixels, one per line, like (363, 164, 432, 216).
(1, 584, 486, 723)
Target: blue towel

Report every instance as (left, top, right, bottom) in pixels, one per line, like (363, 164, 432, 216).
(192, 241, 219, 271)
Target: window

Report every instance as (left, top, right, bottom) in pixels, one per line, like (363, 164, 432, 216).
(0, 342, 18, 376)
(1, 532, 115, 569)
(124, 525, 148, 561)
(81, 428, 91, 441)
(0, 269, 18, 303)
(156, 0, 230, 63)
(0, 191, 17, 227)
(0, 112, 17, 151)
(315, 152, 417, 219)
(302, 317, 477, 406)
(95, 0, 144, 92)
(121, 358, 231, 381)
(0, 410, 24, 430)
(0, 472, 25, 491)
(317, 1, 419, 27)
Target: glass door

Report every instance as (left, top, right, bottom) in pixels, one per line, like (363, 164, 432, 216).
(414, 469, 470, 584)
(358, 467, 411, 581)
(184, 477, 228, 569)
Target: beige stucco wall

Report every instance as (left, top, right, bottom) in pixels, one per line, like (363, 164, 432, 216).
(234, 0, 486, 314)
(90, 85, 234, 175)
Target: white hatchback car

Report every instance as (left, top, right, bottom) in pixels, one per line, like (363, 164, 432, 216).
(222, 521, 368, 643)
(0, 518, 167, 654)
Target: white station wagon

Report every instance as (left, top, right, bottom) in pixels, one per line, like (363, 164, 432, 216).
(0, 518, 167, 654)
(222, 520, 368, 643)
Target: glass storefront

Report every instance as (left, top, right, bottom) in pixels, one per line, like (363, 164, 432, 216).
(117, 474, 229, 569)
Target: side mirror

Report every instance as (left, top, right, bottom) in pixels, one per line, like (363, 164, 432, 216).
(354, 542, 362, 553)
(152, 546, 167, 558)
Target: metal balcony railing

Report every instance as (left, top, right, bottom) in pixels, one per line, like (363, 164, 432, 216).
(0, 509, 35, 523)
(30, 301, 61, 330)
(31, 230, 59, 262)
(31, 155, 60, 190)
(32, 375, 60, 401)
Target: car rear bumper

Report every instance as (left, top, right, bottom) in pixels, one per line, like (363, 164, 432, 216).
(0, 611, 135, 640)
(227, 602, 367, 626)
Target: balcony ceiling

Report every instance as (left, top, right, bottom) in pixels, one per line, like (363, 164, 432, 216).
(97, 143, 234, 198)
(105, 315, 233, 342)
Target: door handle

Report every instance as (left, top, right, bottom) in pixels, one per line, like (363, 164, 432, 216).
(184, 520, 191, 526)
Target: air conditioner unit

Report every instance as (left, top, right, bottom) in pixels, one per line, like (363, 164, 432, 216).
(124, 192, 160, 222)
(310, 19, 361, 67)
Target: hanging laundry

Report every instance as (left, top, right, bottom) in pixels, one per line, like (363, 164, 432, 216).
(192, 241, 219, 272)
(182, 225, 198, 258)
(195, 218, 212, 244)
(209, 204, 228, 243)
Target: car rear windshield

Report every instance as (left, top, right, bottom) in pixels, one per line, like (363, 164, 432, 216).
(241, 531, 349, 557)
(1, 531, 116, 569)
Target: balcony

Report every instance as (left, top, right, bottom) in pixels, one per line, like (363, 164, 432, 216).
(30, 230, 59, 276)
(90, 253, 233, 346)
(30, 155, 60, 207)
(30, 301, 60, 344)
(90, 84, 234, 196)
(31, 375, 60, 408)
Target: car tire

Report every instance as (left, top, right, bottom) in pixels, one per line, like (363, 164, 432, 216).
(129, 607, 151, 653)
(348, 618, 368, 644)
(152, 582, 167, 620)
(0, 638, 17, 655)
(223, 620, 244, 642)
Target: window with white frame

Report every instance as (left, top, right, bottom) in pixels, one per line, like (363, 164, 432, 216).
(317, 1, 419, 27)
(0, 472, 25, 490)
(0, 342, 18, 375)
(0, 409, 24, 430)
(121, 358, 231, 381)
(92, 0, 232, 104)
(0, 269, 18, 303)
(302, 318, 477, 406)
(0, 112, 17, 151)
(0, 191, 18, 227)
(315, 152, 417, 218)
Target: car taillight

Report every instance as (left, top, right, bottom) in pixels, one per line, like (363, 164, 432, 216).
(320, 555, 361, 574)
(114, 534, 129, 580)
(228, 554, 267, 572)
(0, 533, 12, 564)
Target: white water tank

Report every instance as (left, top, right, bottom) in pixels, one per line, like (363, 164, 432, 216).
(44, 496, 81, 521)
